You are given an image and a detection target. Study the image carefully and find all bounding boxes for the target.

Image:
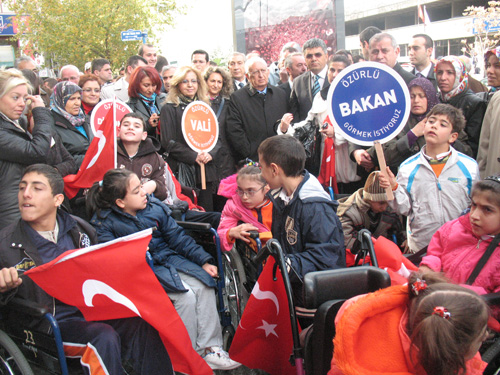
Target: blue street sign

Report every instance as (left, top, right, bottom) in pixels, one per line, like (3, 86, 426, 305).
(327, 62, 410, 146)
(121, 29, 143, 41)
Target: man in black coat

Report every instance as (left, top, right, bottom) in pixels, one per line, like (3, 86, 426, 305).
(290, 38, 330, 122)
(278, 52, 307, 105)
(226, 57, 288, 162)
(409, 33, 437, 90)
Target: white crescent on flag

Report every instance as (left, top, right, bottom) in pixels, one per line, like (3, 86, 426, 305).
(252, 280, 280, 315)
(86, 130, 106, 169)
(82, 279, 141, 317)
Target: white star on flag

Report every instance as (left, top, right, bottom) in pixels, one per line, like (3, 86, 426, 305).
(257, 319, 278, 338)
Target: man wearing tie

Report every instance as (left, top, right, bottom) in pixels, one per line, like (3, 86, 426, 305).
(289, 38, 329, 122)
(228, 52, 247, 91)
(408, 34, 437, 90)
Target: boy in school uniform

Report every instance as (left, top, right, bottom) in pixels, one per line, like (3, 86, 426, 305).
(379, 104, 479, 253)
(258, 135, 345, 306)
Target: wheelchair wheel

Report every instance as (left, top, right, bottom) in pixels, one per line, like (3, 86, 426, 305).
(0, 330, 34, 375)
(222, 249, 248, 332)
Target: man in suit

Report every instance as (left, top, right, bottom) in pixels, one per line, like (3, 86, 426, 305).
(228, 52, 247, 91)
(409, 33, 437, 90)
(369, 32, 416, 85)
(226, 57, 288, 162)
(290, 38, 329, 122)
(359, 26, 382, 60)
(278, 52, 307, 102)
(100, 55, 147, 102)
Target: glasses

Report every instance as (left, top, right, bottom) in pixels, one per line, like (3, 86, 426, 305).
(250, 69, 267, 76)
(305, 52, 324, 59)
(181, 79, 199, 85)
(236, 185, 266, 198)
(82, 88, 101, 93)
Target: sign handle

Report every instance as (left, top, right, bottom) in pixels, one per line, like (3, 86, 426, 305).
(374, 141, 394, 201)
(200, 164, 206, 190)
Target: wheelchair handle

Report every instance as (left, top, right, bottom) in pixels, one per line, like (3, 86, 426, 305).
(251, 244, 270, 264)
(248, 230, 259, 239)
(358, 229, 379, 268)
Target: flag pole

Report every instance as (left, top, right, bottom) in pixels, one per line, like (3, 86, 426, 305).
(113, 95, 117, 169)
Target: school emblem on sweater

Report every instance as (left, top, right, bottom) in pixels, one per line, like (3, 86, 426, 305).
(79, 233, 91, 248)
(142, 163, 152, 177)
(285, 216, 297, 245)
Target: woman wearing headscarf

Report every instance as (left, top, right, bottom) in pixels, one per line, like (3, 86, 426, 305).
(160, 66, 220, 211)
(435, 55, 486, 158)
(127, 65, 166, 140)
(50, 81, 93, 168)
(477, 47, 500, 177)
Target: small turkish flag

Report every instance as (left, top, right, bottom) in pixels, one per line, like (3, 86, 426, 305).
(63, 106, 116, 199)
(26, 228, 212, 375)
(373, 236, 418, 285)
(229, 257, 295, 375)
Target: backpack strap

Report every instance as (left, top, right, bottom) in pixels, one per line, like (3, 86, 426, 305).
(466, 234, 500, 285)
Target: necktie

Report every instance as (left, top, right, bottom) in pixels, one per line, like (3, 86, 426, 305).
(238, 82, 244, 89)
(416, 72, 424, 78)
(312, 74, 320, 98)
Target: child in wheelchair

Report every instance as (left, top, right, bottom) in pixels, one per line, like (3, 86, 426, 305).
(87, 168, 240, 370)
(217, 161, 272, 253)
(330, 271, 490, 375)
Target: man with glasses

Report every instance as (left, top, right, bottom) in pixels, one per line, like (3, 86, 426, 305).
(290, 38, 329, 122)
(101, 55, 147, 102)
(226, 57, 288, 162)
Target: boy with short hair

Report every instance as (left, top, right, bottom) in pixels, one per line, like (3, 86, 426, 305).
(258, 135, 345, 305)
(379, 104, 479, 253)
(117, 113, 220, 227)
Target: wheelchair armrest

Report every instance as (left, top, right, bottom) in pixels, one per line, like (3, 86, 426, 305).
(176, 221, 212, 231)
(483, 292, 500, 306)
(8, 297, 50, 317)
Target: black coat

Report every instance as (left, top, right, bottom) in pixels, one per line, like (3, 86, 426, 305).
(127, 94, 166, 139)
(159, 101, 220, 184)
(0, 108, 53, 230)
(393, 62, 417, 86)
(412, 62, 438, 91)
(226, 84, 288, 162)
(51, 110, 94, 168)
(210, 96, 236, 180)
(290, 71, 330, 122)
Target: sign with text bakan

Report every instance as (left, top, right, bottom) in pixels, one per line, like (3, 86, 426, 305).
(327, 62, 410, 146)
(90, 100, 132, 136)
(181, 101, 219, 153)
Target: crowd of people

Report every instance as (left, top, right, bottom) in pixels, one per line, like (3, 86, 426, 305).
(0, 26, 500, 374)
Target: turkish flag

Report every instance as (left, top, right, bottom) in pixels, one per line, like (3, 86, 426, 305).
(317, 115, 338, 194)
(63, 106, 116, 199)
(25, 228, 212, 375)
(229, 258, 295, 375)
(373, 236, 418, 285)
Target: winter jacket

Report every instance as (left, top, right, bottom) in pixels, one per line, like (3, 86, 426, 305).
(0, 211, 96, 316)
(91, 196, 215, 293)
(210, 96, 236, 181)
(390, 146, 479, 252)
(51, 110, 94, 168)
(337, 188, 404, 250)
(117, 137, 168, 201)
(477, 90, 500, 178)
(217, 174, 271, 252)
(421, 213, 500, 295)
(269, 171, 345, 288)
(127, 94, 166, 139)
(329, 285, 486, 375)
(159, 101, 219, 184)
(0, 108, 53, 230)
(226, 84, 288, 162)
(441, 88, 486, 158)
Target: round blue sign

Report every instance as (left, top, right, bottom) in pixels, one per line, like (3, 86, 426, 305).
(327, 62, 410, 146)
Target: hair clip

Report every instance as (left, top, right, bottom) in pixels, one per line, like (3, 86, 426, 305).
(411, 278, 427, 296)
(244, 158, 259, 168)
(98, 180, 103, 187)
(432, 306, 451, 320)
(485, 175, 500, 184)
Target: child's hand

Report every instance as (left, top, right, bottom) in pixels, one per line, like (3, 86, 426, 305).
(228, 223, 259, 243)
(412, 118, 426, 137)
(202, 263, 218, 277)
(378, 166, 397, 190)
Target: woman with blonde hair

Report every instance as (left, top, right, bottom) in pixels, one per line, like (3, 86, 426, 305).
(160, 66, 219, 211)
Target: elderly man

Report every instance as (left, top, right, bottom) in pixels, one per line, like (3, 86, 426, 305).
(101, 55, 147, 102)
(226, 57, 288, 162)
(59, 65, 80, 84)
(228, 52, 247, 91)
(161, 65, 177, 94)
(409, 33, 437, 90)
(139, 44, 158, 68)
(290, 38, 329, 122)
(15, 56, 38, 72)
(279, 52, 307, 99)
(369, 32, 416, 85)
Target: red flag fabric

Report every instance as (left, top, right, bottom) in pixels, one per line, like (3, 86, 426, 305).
(63, 107, 116, 199)
(373, 236, 418, 285)
(229, 257, 295, 375)
(25, 229, 212, 375)
(317, 115, 338, 194)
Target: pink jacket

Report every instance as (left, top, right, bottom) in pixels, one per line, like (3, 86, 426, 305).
(217, 174, 271, 252)
(421, 213, 500, 295)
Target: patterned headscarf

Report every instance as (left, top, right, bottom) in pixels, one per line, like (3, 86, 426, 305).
(485, 47, 500, 91)
(50, 81, 86, 127)
(435, 56, 468, 102)
(408, 77, 439, 122)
